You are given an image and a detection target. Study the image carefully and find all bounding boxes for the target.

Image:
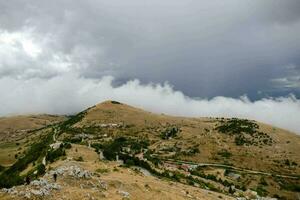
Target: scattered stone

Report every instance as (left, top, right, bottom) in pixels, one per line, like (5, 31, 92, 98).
(98, 180, 108, 190)
(118, 190, 130, 198)
(49, 165, 92, 179)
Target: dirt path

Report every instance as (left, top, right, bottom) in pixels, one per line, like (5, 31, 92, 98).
(163, 159, 300, 179)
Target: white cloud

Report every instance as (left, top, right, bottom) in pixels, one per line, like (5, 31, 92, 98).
(0, 73, 299, 134)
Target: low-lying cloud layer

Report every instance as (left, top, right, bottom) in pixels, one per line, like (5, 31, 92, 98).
(1, 73, 299, 134)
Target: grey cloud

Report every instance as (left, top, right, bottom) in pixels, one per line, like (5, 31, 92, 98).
(1, 1, 300, 93)
(0, 0, 300, 132)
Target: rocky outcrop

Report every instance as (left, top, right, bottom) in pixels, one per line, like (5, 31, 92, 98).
(48, 164, 92, 179)
(1, 178, 61, 199)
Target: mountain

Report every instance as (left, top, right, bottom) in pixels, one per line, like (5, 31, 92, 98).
(0, 100, 299, 200)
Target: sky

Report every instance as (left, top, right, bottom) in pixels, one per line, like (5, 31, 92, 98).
(0, 0, 300, 133)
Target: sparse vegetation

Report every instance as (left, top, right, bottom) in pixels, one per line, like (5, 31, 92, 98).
(111, 101, 121, 104)
(101, 137, 149, 160)
(160, 127, 179, 140)
(217, 149, 232, 158)
(0, 101, 299, 200)
(46, 145, 66, 163)
(74, 156, 84, 162)
(96, 168, 109, 173)
(216, 118, 273, 146)
(0, 133, 53, 188)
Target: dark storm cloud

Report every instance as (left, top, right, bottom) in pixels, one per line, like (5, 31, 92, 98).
(1, 0, 300, 98)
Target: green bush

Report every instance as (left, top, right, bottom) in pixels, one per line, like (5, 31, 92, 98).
(96, 168, 109, 173)
(36, 164, 46, 176)
(0, 173, 23, 188)
(217, 150, 232, 158)
(281, 182, 300, 192)
(74, 156, 84, 162)
(160, 127, 179, 140)
(4, 133, 52, 175)
(111, 101, 121, 104)
(46, 147, 66, 163)
(102, 137, 149, 160)
(216, 118, 273, 146)
(0, 165, 5, 172)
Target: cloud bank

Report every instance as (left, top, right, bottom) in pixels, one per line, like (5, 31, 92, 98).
(0, 74, 299, 134)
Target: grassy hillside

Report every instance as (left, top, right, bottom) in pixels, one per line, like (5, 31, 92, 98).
(0, 114, 66, 166)
(0, 100, 299, 199)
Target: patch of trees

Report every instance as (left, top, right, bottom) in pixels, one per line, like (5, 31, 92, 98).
(100, 137, 149, 160)
(46, 143, 71, 163)
(217, 149, 232, 158)
(160, 127, 179, 140)
(277, 178, 300, 192)
(120, 154, 219, 191)
(255, 185, 268, 197)
(63, 137, 82, 144)
(0, 165, 5, 172)
(111, 101, 121, 104)
(284, 159, 297, 167)
(0, 133, 53, 188)
(216, 118, 258, 135)
(58, 106, 95, 133)
(215, 118, 273, 146)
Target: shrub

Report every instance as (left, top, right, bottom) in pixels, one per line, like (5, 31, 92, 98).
(160, 127, 179, 140)
(216, 118, 273, 146)
(111, 101, 121, 104)
(74, 156, 84, 162)
(256, 185, 268, 197)
(217, 150, 232, 158)
(260, 177, 268, 186)
(0, 173, 23, 188)
(124, 159, 135, 166)
(0, 165, 5, 172)
(46, 147, 66, 163)
(102, 137, 149, 160)
(63, 142, 72, 149)
(36, 164, 46, 176)
(2, 133, 52, 178)
(96, 168, 109, 173)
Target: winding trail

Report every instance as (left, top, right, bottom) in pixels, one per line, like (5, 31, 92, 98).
(162, 158, 300, 179)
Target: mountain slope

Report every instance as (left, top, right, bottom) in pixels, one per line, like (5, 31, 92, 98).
(0, 114, 66, 166)
(71, 101, 300, 174)
(0, 100, 299, 199)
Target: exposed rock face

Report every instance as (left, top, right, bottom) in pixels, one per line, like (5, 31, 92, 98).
(1, 178, 61, 199)
(49, 142, 62, 150)
(118, 190, 130, 198)
(1, 165, 92, 199)
(48, 165, 92, 179)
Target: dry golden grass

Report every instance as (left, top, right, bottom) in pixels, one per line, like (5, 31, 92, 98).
(1, 100, 299, 199)
(0, 144, 233, 200)
(0, 114, 66, 166)
(77, 101, 300, 175)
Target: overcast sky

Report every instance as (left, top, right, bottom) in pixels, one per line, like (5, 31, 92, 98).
(1, 0, 300, 133)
